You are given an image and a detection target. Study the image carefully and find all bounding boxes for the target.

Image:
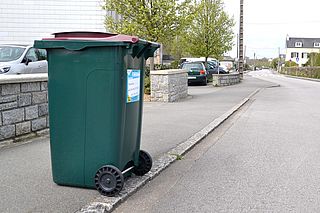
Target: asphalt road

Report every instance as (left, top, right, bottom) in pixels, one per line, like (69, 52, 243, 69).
(0, 77, 271, 213)
(115, 70, 320, 212)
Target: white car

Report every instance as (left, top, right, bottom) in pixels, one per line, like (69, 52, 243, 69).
(0, 45, 48, 74)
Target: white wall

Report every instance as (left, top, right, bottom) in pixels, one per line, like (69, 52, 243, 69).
(285, 47, 320, 66)
(0, 0, 107, 45)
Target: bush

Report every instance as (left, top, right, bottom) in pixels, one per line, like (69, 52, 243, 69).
(285, 61, 298, 67)
(281, 67, 320, 79)
(305, 53, 320, 66)
(144, 76, 151, 95)
(170, 60, 180, 69)
(145, 66, 150, 77)
(271, 58, 279, 69)
(244, 63, 250, 70)
(155, 64, 173, 70)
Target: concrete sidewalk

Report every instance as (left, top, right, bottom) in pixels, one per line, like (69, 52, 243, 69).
(0, 76, 274, 213)
(141, 76, 273, 159)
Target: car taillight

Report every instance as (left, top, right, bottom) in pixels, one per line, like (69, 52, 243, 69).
(200, 70, 205, 75)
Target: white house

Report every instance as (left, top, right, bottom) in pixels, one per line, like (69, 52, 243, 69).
(285, 37, 320, 66)
(0, 0, 107, 44)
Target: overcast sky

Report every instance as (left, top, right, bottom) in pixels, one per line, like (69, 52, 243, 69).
(223, 0, 320, 59)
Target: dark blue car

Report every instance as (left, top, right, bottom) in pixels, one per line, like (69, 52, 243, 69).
(181, 62, 208, 85)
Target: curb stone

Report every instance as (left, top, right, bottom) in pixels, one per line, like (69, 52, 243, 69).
(77, 88, 262, 213)
(282, 74, 320, 82)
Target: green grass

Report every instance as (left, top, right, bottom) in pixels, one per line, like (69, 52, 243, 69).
(170, 153, 184, 160)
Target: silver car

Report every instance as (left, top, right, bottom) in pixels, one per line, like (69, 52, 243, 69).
(0, 45, 48, 74)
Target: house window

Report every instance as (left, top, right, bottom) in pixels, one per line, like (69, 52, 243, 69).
(291, 52, 299, 58)
(314, 42, 320, 47)
(295, 42, 303, 47)
(302, 52, 309, 59)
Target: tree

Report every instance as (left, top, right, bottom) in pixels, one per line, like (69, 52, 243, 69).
(271, 58, 279, 69)
(103, 0, 193, 69)
(162, 34, 188, 61)
(305, 53, 320, 66)
(184, 0, 235, 64)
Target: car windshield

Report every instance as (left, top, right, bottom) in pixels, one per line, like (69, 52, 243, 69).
(0, 46, 26, 62)
(209, 61, 218, 67)
(182, 63, 203, 71)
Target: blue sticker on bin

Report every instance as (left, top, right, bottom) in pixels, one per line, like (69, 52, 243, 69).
(127, 69, 140, 103)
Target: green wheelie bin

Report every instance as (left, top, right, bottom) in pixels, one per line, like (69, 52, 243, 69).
(34, 32, 159, 196)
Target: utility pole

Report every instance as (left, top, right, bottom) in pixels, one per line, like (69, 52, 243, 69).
(277, 47, 280, 72)
(236, 33, 239, 59)
(238, 0, 244, 78)
(253, 52, 256, 71)
(244, 45, 246, 65)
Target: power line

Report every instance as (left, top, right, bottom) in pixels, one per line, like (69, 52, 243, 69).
(247, 20, 320, 25)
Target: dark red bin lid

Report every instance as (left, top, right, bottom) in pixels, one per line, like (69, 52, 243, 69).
(43, 31, 140, 44)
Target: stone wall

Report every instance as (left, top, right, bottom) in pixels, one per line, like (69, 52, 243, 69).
(212, 73, 241, 87)
(0, 74, 48, 146)
(150, 69, 188, 102)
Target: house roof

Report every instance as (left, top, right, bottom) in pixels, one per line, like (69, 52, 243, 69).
(286, 37, 320, 48)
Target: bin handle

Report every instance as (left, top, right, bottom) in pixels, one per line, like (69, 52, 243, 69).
(62, 43, 89, 51)
(144, 45, 159, 59)
(132, 43, 152, 58)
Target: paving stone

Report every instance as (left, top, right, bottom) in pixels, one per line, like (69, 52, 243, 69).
(41, 82, 48, 91)
(1, 84, 20, 95)
(31, 117, 47, 131)
(2, 108, 24, 125)
(18, 93, 32, 107)
(0, 95, 17, 103)
(16, 121, 31, 136)
(38, 103, 48, 116)
(32, 91, 47, 104)
(0, 125, 15, 140)
(21, 82, 40, 92)
(0, 102, 18, 111)
(25, 105, 39, 120)
(46, 116, 50, 127)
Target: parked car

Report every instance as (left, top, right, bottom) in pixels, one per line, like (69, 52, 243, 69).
(181, 62, 208, 85)
(179, 57, 218, 68)
(0, 45, 47, 74)
(206, 61, 228, 75)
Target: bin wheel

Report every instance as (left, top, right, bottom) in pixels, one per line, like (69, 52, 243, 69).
(133, 150, 153, 176)
(95, 165, 124, 196)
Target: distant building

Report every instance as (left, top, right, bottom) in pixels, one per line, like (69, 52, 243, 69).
(0, 0, 108, 44)
(1, 0, 163, 64)
(220, 56, 235, 71)
(285, 37, 320, 66)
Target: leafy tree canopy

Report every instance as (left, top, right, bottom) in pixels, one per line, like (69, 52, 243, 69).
(103, 0, 193, 43)
(305, 53, 320, 66)
(184, 0, 235, 61)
